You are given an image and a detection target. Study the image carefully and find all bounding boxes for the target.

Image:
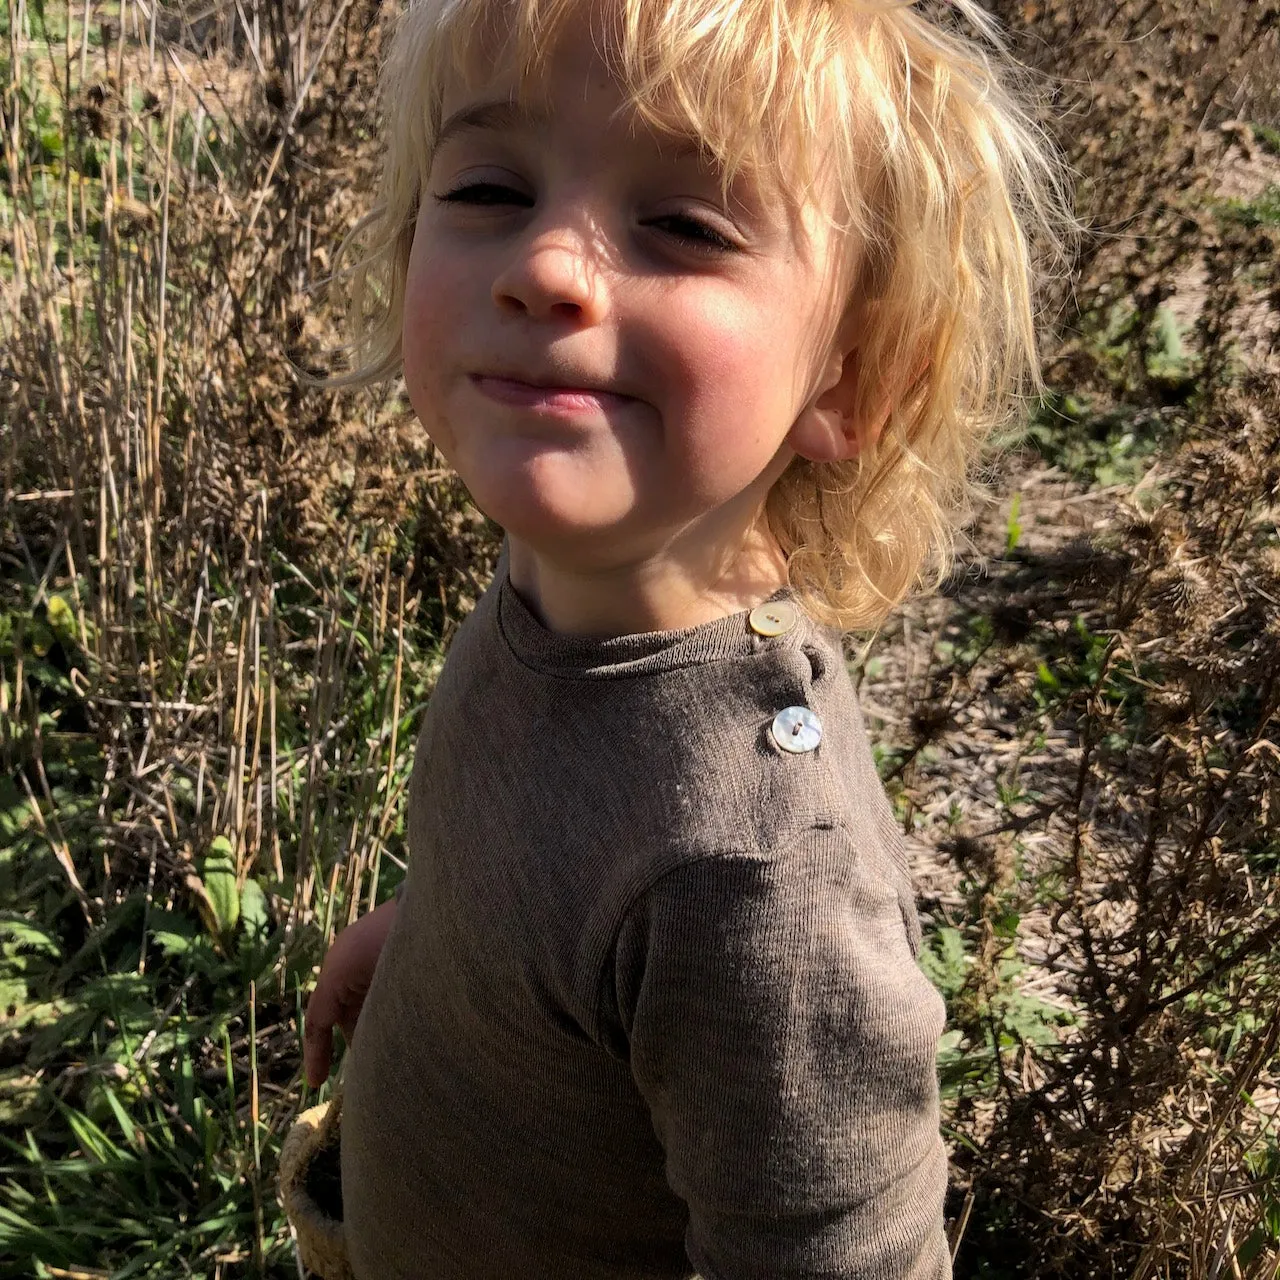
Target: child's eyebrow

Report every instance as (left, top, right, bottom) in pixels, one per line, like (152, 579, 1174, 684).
(435, 99, 542, 150)
(435, 96, 708, 165)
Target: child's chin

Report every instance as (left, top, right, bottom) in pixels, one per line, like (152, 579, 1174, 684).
(465, 473, 639, 558)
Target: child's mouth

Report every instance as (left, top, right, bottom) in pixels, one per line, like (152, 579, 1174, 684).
(470, 374, 632, 417)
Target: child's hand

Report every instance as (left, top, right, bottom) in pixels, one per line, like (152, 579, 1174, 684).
(303, 897, 399, 1088)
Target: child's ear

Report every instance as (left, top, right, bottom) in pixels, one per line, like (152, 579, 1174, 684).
(787, 345, 874, 464)
(788, 340, 927, 464)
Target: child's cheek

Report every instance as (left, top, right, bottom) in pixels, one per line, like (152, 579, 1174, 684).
(400, 288, 439, 433)
(653, 292, 806, 460)
(401, 232, 465, 450)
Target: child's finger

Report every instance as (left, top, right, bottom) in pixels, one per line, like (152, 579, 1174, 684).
(303, 1016, 333, 1088)
(303, 986, 336, 1086)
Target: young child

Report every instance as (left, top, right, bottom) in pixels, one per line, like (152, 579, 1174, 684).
(301, 0, 1078, 1275)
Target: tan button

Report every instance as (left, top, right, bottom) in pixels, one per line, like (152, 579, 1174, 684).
(748, 600, 798, 637)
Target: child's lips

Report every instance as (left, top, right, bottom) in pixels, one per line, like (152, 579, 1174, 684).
(470, 373, 634, 416)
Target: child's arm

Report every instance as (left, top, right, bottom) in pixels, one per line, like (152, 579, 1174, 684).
(302, 892, 401, 1088)
(613, 831, 949, 1280)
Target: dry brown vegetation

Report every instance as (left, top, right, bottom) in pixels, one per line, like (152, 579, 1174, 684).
(869, 3, 1280, 1274)
(1, 0, 1278, 1276)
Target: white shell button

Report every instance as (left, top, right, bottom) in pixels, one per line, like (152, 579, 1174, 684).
(771, 705, 822, 754)
(749, 600, 798, 637)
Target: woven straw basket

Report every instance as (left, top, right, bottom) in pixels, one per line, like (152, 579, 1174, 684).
(278, 1074, 353, 1280)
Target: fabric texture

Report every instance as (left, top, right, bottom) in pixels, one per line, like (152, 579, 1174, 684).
(340, 547, 951, 1279)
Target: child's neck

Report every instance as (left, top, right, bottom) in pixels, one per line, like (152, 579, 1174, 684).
(506, 531, 790, 639)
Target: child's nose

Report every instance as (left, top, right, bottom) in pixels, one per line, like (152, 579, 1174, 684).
(491, 226, 609, 325)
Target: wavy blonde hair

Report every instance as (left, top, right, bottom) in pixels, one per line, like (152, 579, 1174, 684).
(325, 0, 1084, 632)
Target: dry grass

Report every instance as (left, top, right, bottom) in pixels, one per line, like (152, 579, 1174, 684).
(0, 0, 489, 1271)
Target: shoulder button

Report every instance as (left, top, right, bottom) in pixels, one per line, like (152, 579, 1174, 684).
(770, 705, 822, 753)
(749, 600, 798, 637)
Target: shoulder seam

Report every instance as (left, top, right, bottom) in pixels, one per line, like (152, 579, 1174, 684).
(585, 820, 846, 1047)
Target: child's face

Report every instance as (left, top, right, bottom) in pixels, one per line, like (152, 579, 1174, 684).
(401, 27, 852, 576)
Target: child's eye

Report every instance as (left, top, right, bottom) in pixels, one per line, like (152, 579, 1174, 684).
(436, 182, 532, 207)
(648, 214, 737, 253)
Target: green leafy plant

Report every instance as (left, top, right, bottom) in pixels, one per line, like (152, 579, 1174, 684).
(920, 925, 1076, 1101)
(1212, 184, 1280, 229)
(1004, 494, 1023, 556)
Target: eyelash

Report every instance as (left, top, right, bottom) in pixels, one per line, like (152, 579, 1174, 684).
(435, 183, 736, 253)
(650, 214, 736, 253)
(437, 182, 531, 208)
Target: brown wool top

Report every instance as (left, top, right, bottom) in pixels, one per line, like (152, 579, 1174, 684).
(340, 546, 951, 1279)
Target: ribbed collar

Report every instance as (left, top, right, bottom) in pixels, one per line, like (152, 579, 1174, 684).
(492, 545, 803, 681)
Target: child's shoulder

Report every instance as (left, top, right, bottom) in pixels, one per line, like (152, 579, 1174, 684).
(426, 567, 897, 880)
(641, 617, 878, 855)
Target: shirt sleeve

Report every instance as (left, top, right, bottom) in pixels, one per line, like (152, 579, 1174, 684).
(610, 826, 951, 1280)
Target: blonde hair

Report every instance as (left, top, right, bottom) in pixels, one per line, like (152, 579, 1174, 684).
(326, 0, 1084, 632)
